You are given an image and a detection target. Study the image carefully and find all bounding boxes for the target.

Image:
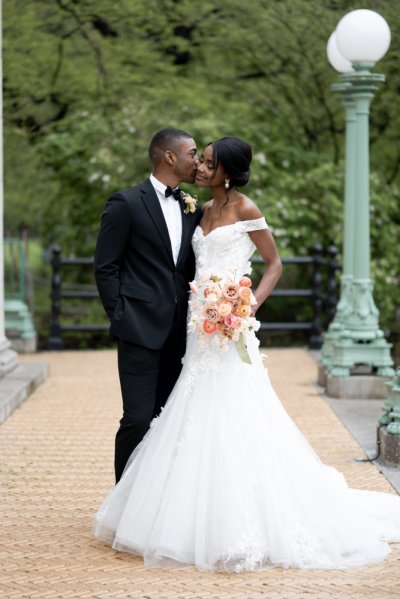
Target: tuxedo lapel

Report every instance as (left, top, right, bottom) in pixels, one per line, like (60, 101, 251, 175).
(140, 179, 174, 267)
(176, 199, 191, 266)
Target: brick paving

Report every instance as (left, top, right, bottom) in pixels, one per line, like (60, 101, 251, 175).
(0, 348, 399, 599)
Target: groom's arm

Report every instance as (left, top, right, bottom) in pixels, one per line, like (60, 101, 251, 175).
(94, 192, 131, 320)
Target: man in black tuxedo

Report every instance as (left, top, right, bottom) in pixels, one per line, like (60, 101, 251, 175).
(94, 128, 201, 482)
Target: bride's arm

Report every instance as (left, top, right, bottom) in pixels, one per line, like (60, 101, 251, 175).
(239, 201, 282, 314)
(249, 228, 282, 314)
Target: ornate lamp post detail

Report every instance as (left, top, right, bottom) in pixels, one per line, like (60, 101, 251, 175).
(321, 9, 394, 379)
(380, 368, 400, 431)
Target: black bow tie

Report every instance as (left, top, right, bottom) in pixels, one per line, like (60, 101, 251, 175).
(165, 186, 182, 201)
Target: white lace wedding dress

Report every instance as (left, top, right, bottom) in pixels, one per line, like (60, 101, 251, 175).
(93, 217, 400, 572)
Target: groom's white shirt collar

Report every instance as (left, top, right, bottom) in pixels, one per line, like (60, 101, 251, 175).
(149, 174, 169, 196)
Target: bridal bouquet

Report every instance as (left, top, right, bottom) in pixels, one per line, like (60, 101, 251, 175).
(188, 272, 260, 364)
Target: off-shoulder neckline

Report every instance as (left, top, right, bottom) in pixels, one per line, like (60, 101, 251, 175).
(197, 217, 266, 239)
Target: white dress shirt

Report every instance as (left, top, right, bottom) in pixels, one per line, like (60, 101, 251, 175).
(149, 174, 182, 264)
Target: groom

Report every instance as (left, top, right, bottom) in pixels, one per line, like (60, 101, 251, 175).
(94, 128, 201, 482)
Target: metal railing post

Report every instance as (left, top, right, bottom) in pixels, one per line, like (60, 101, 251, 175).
(309, 243, 323, 349)
(326, 245, 339, 324)
(48, 245, 63, 350)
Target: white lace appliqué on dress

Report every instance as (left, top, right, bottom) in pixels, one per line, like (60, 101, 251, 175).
(193, 217, 268, 282)
(93, 217, 400, 572)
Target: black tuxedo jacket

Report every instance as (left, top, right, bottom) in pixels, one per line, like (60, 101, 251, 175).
(94, 178, 202, 349)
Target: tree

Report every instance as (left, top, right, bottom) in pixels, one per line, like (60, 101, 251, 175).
(3, 0, 399, 329)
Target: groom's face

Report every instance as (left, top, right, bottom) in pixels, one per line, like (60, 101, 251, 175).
(173, 137, 198, 184)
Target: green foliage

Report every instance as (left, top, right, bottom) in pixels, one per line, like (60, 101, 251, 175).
(3, 128, 58, 234)
(3, 0, 400, 338)
(369, 176, 400, 326)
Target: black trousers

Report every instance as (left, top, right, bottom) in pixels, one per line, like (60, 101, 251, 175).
(115, 317, 185, 482)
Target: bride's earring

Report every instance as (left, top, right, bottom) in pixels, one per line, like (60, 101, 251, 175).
(224, 178, 230, 189)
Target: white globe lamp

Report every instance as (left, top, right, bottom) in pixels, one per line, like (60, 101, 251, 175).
(327, 32, 353, 73)
(336, 9, 391, 66)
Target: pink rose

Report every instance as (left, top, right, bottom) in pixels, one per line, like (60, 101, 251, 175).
(224, 314, 242, 329)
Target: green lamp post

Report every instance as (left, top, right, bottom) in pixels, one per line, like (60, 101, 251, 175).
(321, 9, 394, 379)
(320, 38, 355, 370)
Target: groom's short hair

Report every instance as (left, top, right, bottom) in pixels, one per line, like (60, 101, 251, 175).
(148, 128, 193, 166)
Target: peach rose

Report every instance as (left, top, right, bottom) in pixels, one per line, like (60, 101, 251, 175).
(235, 304, 251, 318)
(239, 276, 252, 288)
(218, 302, 232, 318)
(203, 303, 219, 323)
(222, 283, 239, 301)
(238, 286, 252, 303)
(203, 320, 217, 334)
(204, 283, 222, 299)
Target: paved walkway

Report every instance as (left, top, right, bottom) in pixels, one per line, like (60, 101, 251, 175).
(1, 349, 399, 599)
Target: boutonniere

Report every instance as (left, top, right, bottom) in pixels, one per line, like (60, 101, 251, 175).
(182, 192, 198, 214)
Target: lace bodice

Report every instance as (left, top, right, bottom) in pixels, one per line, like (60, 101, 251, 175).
(192, 217, 268, 280)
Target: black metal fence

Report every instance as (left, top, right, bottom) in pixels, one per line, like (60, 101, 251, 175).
(48, 247, 108, 350)
(254, 244, 339, 349)
(48, 244, 339, 350)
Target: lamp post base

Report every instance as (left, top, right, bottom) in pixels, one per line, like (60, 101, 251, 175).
(379, 368, 400, 426)
(324, 371, 391, 399)
(328, 331, 394, 377)
(321, 277, 394, 378)
(320, 321, 345, 370)
(378, 427, 400, 467)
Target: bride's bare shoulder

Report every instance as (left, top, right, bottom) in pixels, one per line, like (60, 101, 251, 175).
(237, 195, 263, 221)
(202, 199, 213, 214)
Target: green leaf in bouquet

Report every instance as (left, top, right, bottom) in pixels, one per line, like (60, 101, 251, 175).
(236, 333, 252, 365)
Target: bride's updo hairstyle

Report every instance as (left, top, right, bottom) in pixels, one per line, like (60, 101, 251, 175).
(210, 136, 252, 188)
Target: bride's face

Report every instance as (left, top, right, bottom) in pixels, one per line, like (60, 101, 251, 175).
(195, 145, 227, 188)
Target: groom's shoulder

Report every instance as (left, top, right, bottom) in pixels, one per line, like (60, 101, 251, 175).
(114, 178, 152, 203)
(116, 179, 153, 197)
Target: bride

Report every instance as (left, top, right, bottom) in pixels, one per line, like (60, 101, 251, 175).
(93, 136, 400, 572)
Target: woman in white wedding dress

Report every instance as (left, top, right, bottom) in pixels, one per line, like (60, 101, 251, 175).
(93, 136, 400, 572)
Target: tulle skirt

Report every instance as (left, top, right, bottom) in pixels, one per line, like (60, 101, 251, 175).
(93, 333, 400, 572)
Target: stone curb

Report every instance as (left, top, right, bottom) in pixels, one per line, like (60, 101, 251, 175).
(0, 362, 49, 424)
